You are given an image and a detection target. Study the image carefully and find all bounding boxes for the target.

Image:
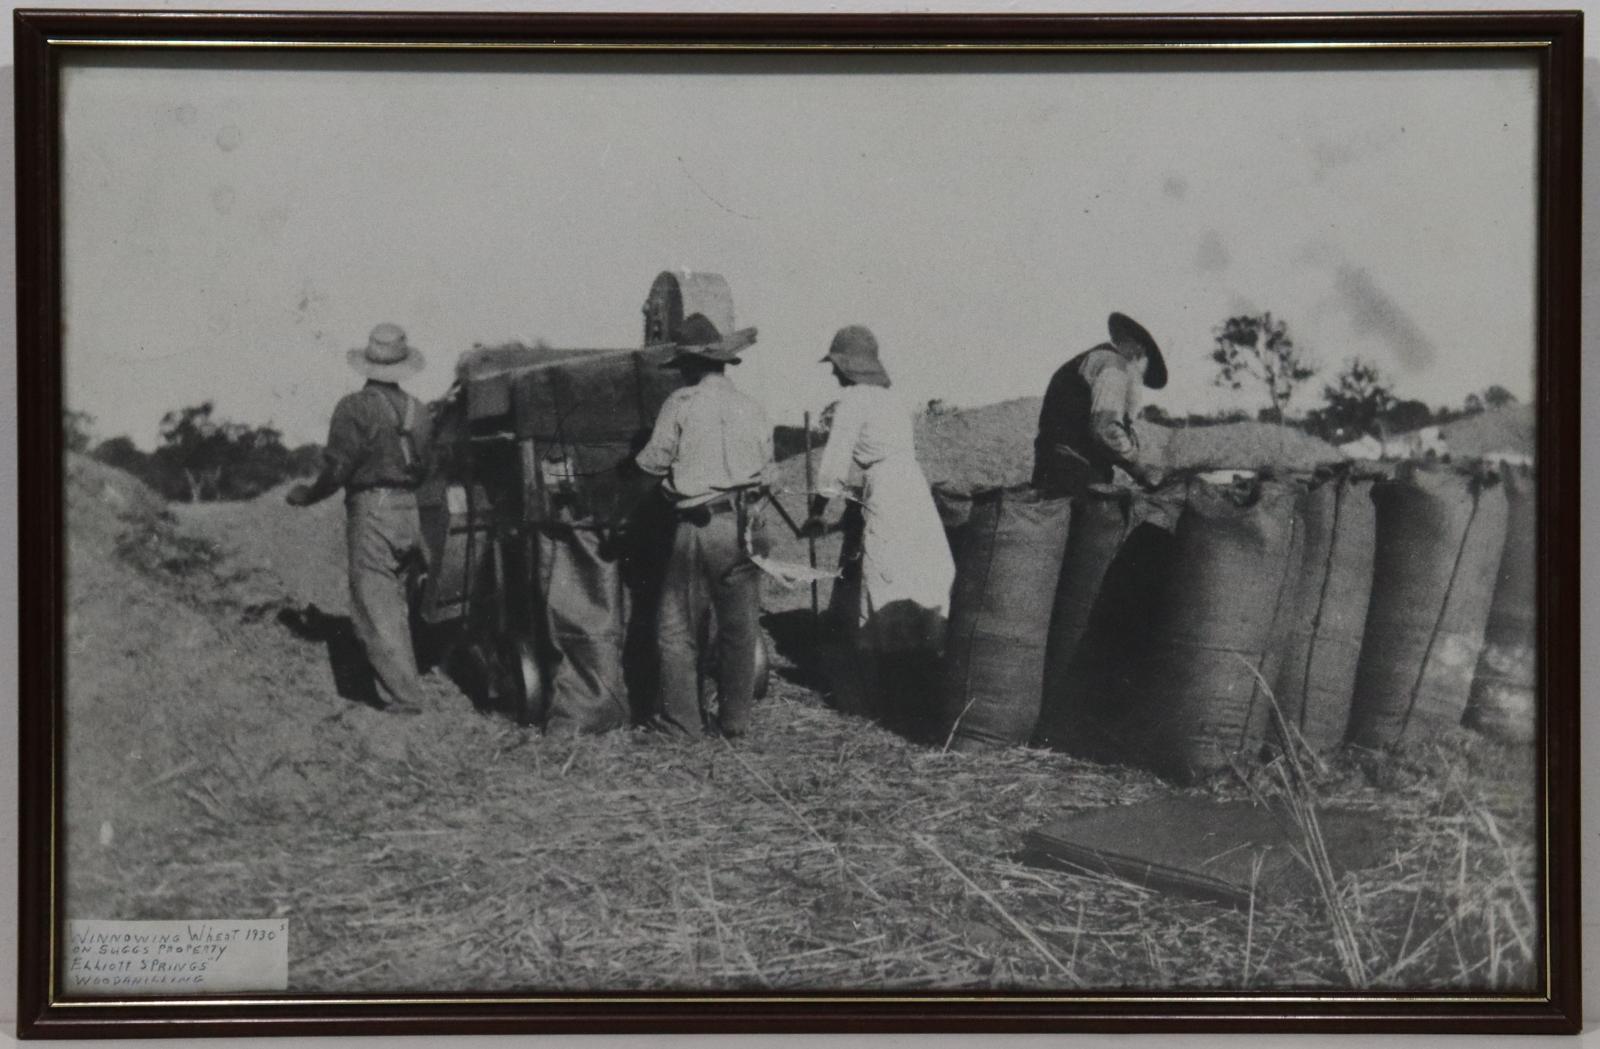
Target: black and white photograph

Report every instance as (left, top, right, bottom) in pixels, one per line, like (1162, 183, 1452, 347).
(19, 9, 1582, 1034)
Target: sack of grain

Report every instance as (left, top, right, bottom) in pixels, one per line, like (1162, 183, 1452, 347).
(1348, 463, 1509, 748)
(1113, 476, 1307, 783)
(1272, 469, 1379, 752)
(938, 485, 1072, 751)
(1464, 465, 1536, 744)
(534, 525, 632, 736)
(1034, 483, 1185, 752)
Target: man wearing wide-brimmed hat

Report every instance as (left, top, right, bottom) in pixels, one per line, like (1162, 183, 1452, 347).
(287, 322, 435, 715)
(1033, 312, 1168, 495)
(635, 313, 774, 738)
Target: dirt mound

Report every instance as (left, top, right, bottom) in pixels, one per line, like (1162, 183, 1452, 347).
(62, 457, 478, 934)
(774, 399, 1344, 506)
(178, 481, 350, 613)
(66, 453, 169, 554)
(1433, 404, 1535, 459)
(1155, 421, 1344, 471)
(915, 398, 1041, 493)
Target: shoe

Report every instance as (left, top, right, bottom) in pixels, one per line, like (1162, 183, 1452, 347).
(714, 717, 749, 739)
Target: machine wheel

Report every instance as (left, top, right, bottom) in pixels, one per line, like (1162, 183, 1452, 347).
(501, 630, 546, 728)
(753, 635, 772, 700)
(483, 531, 546, 727)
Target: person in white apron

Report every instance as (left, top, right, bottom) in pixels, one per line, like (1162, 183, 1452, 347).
(802, 326, 955, 736)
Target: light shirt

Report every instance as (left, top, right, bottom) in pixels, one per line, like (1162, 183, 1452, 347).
(1082, 348, 1142, 461)
(636, 372, 775, 507)
(815, 384, 917, 496)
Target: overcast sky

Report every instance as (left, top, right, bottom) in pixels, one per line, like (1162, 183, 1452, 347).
(60, 49, 1539, 448)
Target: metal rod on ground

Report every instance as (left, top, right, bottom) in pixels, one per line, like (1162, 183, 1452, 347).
(803, 411, 819, 632)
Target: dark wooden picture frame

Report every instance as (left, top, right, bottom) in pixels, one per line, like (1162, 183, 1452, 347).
(15, 8, 1582, 1038)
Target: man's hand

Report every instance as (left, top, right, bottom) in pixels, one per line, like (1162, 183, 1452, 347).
(285, 484, 315, 507)
(1129, 464, 1165, 492)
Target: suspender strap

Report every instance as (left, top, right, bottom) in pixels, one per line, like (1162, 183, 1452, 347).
(373, 385, 413, 435)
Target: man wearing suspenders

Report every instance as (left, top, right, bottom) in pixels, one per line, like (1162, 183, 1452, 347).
(288, 323, 435, 715)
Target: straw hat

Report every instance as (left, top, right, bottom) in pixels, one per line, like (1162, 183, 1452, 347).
(347, 323, 426, 381)
(820, 325, 891, 388)
(662, 313, 759, 366)
(1108, 312, 1167, 390)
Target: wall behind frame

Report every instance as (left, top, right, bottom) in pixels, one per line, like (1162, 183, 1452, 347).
(0, 0, 1595, 1047)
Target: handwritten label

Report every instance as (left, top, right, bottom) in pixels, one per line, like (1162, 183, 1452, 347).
(64, 919, 289, 995)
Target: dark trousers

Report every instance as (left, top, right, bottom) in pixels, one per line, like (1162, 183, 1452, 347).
(346, 489, 428, 709)
(655, 510, 761, 737)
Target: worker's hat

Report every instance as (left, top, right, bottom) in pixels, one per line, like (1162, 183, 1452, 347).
(348, 323, 426, 381)
(1108, 312, 1167, 390)
(820, 325, 892, 388)
(662, 313, 758, 366)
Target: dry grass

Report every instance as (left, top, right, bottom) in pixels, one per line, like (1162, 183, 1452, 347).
(62, 455, 1540, 996)
(1233, 656, 1539, 992)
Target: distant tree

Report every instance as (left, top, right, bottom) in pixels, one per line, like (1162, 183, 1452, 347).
(218, 423, 293, 500)
(63, 410, 95, 454)
(1383, 399, 1434, 435)
(1316, 357, 1396, 439)
(93, 436, 180, 496)
(152, 402, 296, 502)
(1209, 312, 1317, 422)
(154, 403, 229, 501)
(92, 435, 144, 473)
(1483, 385, 1517, 408)
(287, 443, 324, 478)
(1463, 392, 1485, 415)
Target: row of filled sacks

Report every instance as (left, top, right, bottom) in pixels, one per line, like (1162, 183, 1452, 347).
(932, 462, 1535, 783)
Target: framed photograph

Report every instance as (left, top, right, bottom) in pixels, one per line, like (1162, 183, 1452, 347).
(17, 8, 1582, 1038)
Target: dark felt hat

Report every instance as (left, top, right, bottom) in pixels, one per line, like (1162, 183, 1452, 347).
(1108, 312, 1167, 389)
(663, 312, 758, 366)
(820, 325, 891, 387)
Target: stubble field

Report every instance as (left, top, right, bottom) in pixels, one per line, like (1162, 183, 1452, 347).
(61, 406, 1540, 995)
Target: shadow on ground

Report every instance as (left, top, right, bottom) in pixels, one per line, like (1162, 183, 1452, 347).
(276, 604, 383, 709)
(763, 607, 944, 747)
(762, 608, 830, 691)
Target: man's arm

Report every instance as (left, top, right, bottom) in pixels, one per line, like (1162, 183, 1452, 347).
(287, 398, 364, 506)
(1088, 364, 1159, 489)
(635, 391, 685, 477)
(805, 390, 869, 529)
(754, 405, 778, 491)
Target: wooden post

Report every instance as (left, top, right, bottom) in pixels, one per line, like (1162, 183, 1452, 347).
(803, 411, 819, 628)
